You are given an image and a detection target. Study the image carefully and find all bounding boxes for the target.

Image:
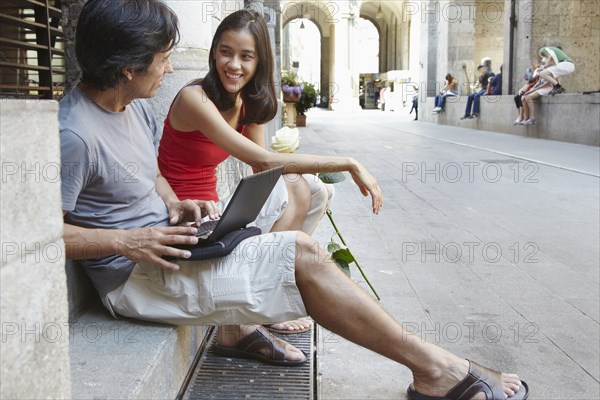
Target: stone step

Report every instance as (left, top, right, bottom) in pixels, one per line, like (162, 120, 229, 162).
(65, 259, 96, 321)
(69, 303, 209, 399)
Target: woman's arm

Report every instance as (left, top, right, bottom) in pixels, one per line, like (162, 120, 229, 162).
(169, 86, 383, 213)
(447, 79, 458, 92)
(242, 123, 265, 174)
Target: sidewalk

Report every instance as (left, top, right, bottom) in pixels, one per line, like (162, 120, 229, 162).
(299, 108, 600, 400)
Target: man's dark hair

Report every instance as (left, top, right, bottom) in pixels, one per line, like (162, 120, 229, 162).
(76, 0, 180, 90)
(199, 9, 277, 125)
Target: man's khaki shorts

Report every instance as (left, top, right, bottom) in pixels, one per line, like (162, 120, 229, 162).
(103, 177, 308, 325)
(104, 231, 307, 325)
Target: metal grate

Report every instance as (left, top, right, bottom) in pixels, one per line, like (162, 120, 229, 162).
(0, 0, 65, 99)
(182, 328, 315, 400)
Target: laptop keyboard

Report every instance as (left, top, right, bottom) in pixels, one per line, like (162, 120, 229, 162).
(196, 219, 219, 237)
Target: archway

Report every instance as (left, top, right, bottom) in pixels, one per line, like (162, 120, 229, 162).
(282, 18, 321, 93)
(281, 0, 333, 108)
(355, 17, 379, 109)
(356, 17, 379, 73)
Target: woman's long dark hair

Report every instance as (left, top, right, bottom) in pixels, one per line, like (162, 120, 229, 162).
(199, 9, 277, 125)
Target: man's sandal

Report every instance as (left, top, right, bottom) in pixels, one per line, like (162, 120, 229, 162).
(212, 326, 308, 366)
(407, 360, 529, 400)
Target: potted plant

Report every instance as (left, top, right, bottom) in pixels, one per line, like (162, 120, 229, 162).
(294, 82, 318, 127)
(281, 70, 302, 103)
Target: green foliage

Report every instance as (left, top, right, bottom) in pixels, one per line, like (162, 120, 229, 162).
(334, 259, 351, 277)
(295, 82, 319, 115)
(332, 248, 355, 264)
(323, 209, 380, 300)
(318, 172, 346, 184)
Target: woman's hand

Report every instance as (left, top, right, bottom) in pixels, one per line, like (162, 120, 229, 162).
(167, 199, 221, 225)
(348, 160, 383, 214)
(115, 226, 201, 270)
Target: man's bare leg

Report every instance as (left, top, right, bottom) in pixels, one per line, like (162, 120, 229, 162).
(293, 232, 523, 399)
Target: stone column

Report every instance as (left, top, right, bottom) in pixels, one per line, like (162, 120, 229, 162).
(1, 101, 71, 399)
(400, 11, 410, 71)
(62, 0, 85, 93)
(330, 9, 354, 111)
(446, 1, 477, 96)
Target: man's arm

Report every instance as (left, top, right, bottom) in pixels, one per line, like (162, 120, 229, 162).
(64, 214, 120, 259)
(63, 211, 200, 271)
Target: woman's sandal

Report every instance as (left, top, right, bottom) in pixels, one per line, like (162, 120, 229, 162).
(407, 360, 529, 400)
(212, 326, 308, 366)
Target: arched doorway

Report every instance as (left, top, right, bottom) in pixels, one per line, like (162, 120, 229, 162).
(355, 17, 379, 109)
(282, 18, 321, 93)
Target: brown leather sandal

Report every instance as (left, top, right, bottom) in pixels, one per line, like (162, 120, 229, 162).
(212, 326, 308, 366)
(407, 360, 529, 400)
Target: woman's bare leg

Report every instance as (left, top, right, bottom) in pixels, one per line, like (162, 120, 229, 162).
(270, 173, 311, 232)
(300, 174, 334, 234)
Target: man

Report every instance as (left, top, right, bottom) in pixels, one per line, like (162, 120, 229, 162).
(489, 65, 503, 96)
(460, 58, 495, 120)
(538, 46, 575, 95)
(61, 1, 528, 399)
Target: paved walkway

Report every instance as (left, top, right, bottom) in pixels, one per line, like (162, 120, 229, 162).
(298, 108, 600, 400)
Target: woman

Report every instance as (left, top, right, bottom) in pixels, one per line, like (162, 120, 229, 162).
(513, 66, 538, 125)
(520, 66, 552, 126)
(157, 9, 382, 351)
(158, 9, 381, 224)
(431, 73, 458, 113)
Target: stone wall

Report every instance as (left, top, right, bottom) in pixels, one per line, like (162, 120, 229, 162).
(528, 0, 599, 93)
(0, 101, 71, 399)
(474, 0, 505, 76)
(421, 93, 600, 146)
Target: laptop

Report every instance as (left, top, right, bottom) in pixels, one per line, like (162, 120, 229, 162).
(194, 166, 284, 243)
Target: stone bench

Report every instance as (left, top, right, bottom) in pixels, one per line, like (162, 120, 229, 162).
(67, 157, 254, 399)
(421, 92, 600, 146)
(67, 253, 210, 399)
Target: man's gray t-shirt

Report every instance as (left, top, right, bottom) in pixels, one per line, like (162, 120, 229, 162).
(60, 86, 169, 296)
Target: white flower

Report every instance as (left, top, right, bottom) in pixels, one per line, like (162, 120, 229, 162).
(270, 126, 300, 153)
